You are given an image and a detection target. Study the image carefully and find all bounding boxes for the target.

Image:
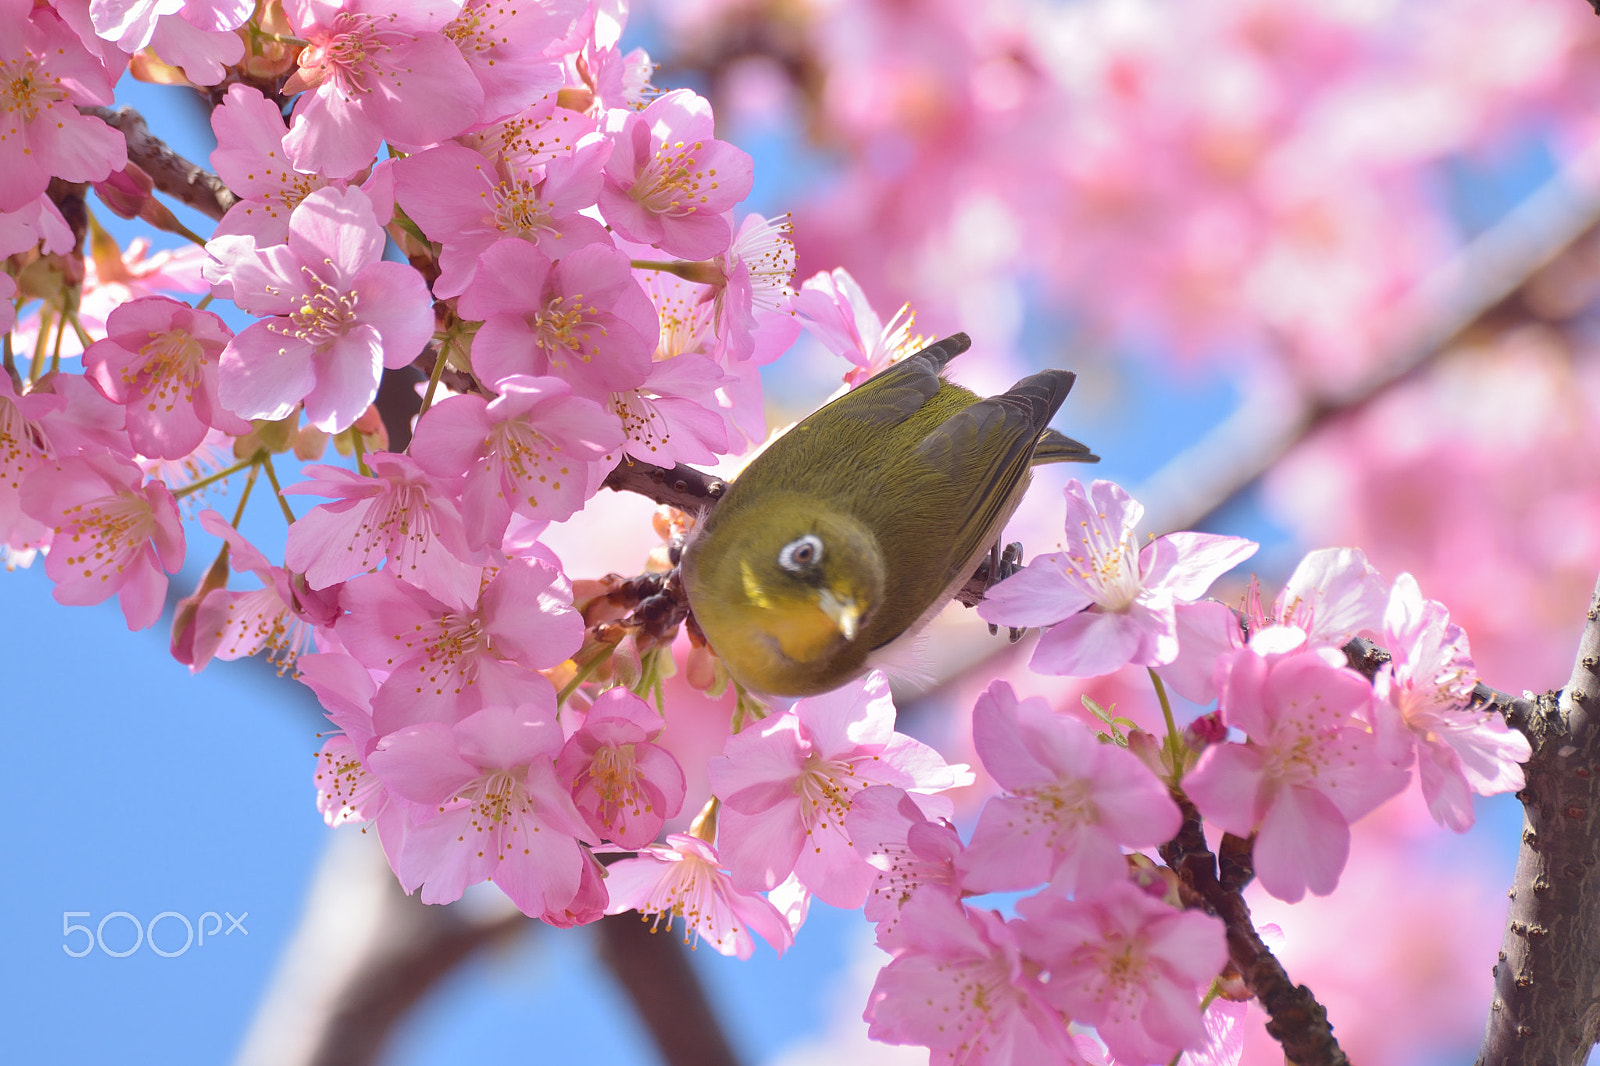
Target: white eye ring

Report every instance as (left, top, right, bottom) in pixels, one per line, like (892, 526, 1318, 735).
(778, 534, 824, 572)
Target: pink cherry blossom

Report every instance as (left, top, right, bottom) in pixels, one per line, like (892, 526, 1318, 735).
(845, 785, 963, 947)
(709, 213, 799, 365)
(1183, 627, 1411, 902)
(958, 680, 1181, 896)
(206, 186, 434, 432)
(572, 35, 656, 115)
(88, 0, 251, 86)
(978, 480, 1258, 678)
(1017, 882, 1228, 1065)
(0, 377, 67, 550)
(597, 89, 755, 259)
(0, 374, 131, 546)
(556, 687, 686, 848)
(190, 509, 341, 673)
(441, 0, 588, 125)
(336, 560, 581, 732)
(1181, 998, 1248, 1066)
(279, 0, 484, 179)
(457, 91, 601, 174)
(20, 450, 183, 630)
(409, 374, 623, 548)
(1376, 573, 1529, 831)
(573, 11, 657, 111)
(866, 891, 1083, 1066)
(0, 194, 74, 258)
(1267, 547, 1390, 641)
(299, 650, 392, 831)
(706, 671, 972, 908)
(282, 453, 482, 608)
(369, 701, 600, 919)
(209, 84, 333, 244)
(602, 833, 794, 960)
(391, 138, 612, 298)
(609, 353, 730, 467)
(0, 4, 125, 213)
(794, 266, 926, 387)
(459, 239, 658, 400)
(1161, 546, 1389, 704)
(16, 236, 211, 360)
(82, 296, 249, 459)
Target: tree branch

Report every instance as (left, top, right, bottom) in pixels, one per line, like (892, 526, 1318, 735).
(235, 829, 746, 1066)
(233, 830, 528, 1066)
(1136, 147, 1600, 535)
(1477, 569, 1600, 1066)
(1161, 792, 1350, 1066)
(601, 457, 728, 512)
(595, 915, 744, 1066)
(80, 105, 237, 222)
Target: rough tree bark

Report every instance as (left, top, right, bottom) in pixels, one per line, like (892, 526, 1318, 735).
(1477, 572, 1600, 1065)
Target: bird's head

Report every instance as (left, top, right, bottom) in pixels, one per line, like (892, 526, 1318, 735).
(724, 506, 885, 663)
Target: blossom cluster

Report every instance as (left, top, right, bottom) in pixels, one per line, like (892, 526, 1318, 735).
(982, 481, 1531, 899)
(0, 1, 1543, 1063)
(0, 0, 948, 951)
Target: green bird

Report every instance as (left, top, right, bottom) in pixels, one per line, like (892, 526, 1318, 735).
(679, 332, 1097, 697)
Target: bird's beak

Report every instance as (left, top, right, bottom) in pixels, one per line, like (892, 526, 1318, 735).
(815, 588, 862, 641)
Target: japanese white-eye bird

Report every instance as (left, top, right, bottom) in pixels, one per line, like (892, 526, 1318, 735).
(679, 333, 1097, 697)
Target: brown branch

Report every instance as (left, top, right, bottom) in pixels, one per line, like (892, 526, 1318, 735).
(596, 915, 744, 1066)
(1161, 792, 1350, 1066)
(80, 105, 237, 222)
(1137, 149, 1600, 536)
(1477, 570, 1600, 1066)
(235, 827, 746, 1066)
(233, 830, 528, 1066)
(602, 457, 728, 512)
(1150, 633, 1532, 1066)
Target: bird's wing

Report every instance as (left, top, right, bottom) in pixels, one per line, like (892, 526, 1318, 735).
(912, 369, 1078, 583)
(829, 333, 972, 426)
(1031, 428, 1100, 465)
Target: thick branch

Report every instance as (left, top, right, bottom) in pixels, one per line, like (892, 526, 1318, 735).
(233, 830, 528, 1066)
(1477, 570, 1600, 1066)
(596, 915, 744, 1066)
(80, 105, 237, 221)
(236, 829, 746, 1066)
(1137, 148, 1600, 535)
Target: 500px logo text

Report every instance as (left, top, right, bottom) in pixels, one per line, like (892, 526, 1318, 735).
(62, 910, 249, 958)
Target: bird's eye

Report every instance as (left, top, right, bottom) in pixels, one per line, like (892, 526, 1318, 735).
(778, 534, 824, 572)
